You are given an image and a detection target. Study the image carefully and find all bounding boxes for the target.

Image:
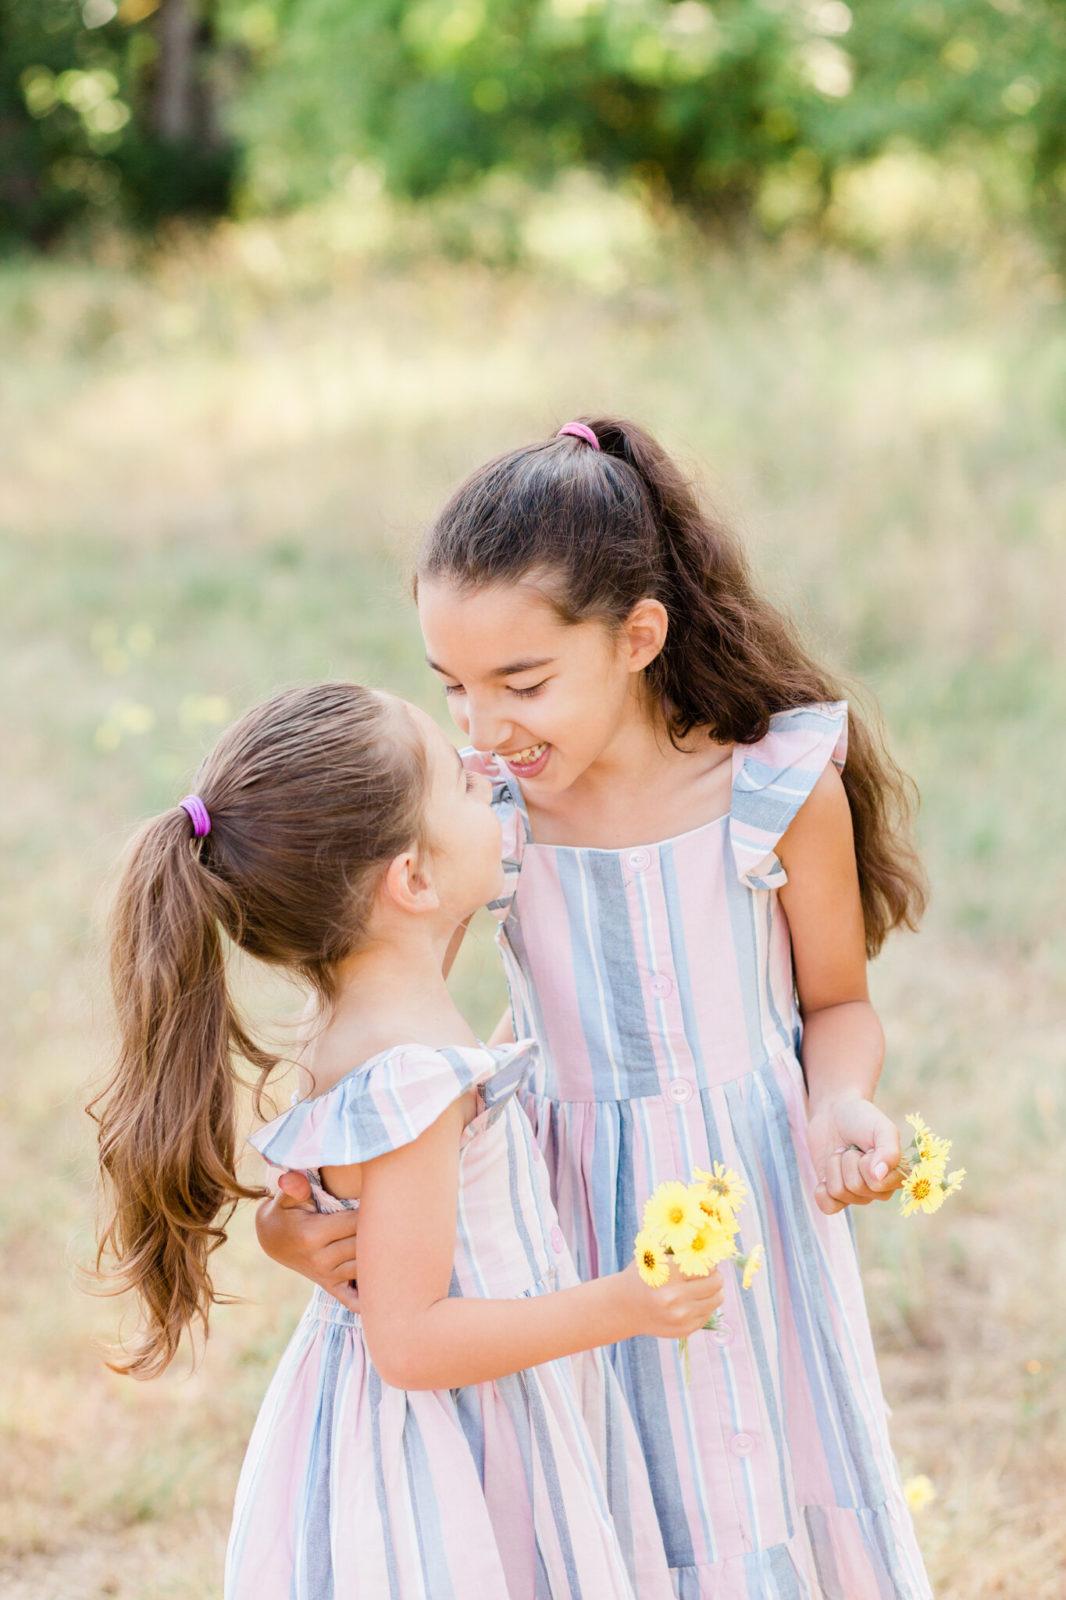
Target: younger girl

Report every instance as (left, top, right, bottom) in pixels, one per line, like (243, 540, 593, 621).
(261, 421, 933, 1599)
(91, 682, 724, 1600)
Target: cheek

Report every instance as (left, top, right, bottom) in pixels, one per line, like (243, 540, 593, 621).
(446, 698, 470, 732)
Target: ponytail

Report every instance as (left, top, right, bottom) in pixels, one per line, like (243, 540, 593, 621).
(90, 807, 274, 1378)
(90, 683, 429, 1376)
(420, 417, 927, 955)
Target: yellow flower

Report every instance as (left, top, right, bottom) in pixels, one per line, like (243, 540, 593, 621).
(673, 1224, 734, 1278)
(741, 1244, 764, 1290)
(692, 1161, 748, 1212)
(905, 1113, 950, 1174)
(903, 1474, 937, 1513)
(942, 1168, 966, 1197)
(904, 1112, 930, 1144)
(634, 1229, 671, 1288)
(643, 1181, 703, 1252)
(689, 1182, 740, 1233)
(900, 1159, 948, 1217)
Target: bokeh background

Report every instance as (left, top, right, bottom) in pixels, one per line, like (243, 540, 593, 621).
(3, 2, 1065, 1595)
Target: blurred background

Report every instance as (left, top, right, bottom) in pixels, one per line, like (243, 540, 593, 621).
(2, 2, 1064, 1595)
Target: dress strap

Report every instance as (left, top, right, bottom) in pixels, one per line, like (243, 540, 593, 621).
(729, 701, 848, 890)
(462, 748, 530, 920)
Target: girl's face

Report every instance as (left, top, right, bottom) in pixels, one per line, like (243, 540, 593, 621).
(405, 703, 504, 916)
(418, 578, 650, 795)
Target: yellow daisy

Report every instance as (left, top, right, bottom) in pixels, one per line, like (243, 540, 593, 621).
(905, 1113, 950, 1174)
(634, 1229, 671, 1288)
(900, 1159, 948, 1217)
(904, 1112, 930, 1144)
(741, 1244, 764, 1290)
(674, 1223, 735, 1278)
(903, 1474, 937, 1513)
(692, 1161, 748, 1211)
(943, 1167, 966, 1197)
(642, 1181, 703, 1252)
(689, 1182, 741, 1233)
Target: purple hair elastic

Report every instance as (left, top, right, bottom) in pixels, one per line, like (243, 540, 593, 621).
(179, 794, 211, 838)
(557, 422, 600, 451)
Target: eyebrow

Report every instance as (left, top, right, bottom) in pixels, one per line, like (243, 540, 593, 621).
(426, 656, 556, 679)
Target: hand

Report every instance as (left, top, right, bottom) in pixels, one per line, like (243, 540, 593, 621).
(807, 1096, 903, 1215)
(617, 1260, 725, 1339)
(255, 1171, 361, 1312)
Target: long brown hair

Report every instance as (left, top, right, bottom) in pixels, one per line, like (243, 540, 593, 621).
(419, 415, 926, 953)
(89, 683, 427, 1378)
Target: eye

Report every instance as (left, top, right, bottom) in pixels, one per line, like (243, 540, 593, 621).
(510, 681, 547, 700)
(464, 771, 479, 792)
(441, 683, 464, 697)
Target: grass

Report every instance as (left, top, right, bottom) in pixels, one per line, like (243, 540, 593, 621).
(1, 211, 1064, 1596)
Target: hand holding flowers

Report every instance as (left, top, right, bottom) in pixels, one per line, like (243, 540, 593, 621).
(633, 1163, 763, 1379)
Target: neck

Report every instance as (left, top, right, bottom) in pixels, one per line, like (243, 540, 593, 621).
(309, 920, 478, 1088)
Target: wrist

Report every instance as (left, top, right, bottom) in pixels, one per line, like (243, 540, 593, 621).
(808, 1087, 868, 1114)
(599, 1268, 642, 1339)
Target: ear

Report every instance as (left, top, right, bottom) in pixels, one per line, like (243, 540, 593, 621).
(381, 848, 440, 915)
(622, 597, 669, 673)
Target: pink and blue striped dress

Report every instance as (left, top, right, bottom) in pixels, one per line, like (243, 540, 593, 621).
(226, 1040, 676, 1600)
(466, 702, 932, 1600)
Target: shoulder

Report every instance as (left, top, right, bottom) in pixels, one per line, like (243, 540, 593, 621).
(249, 1044, 504, 1172)
(729, 701, 848, 891)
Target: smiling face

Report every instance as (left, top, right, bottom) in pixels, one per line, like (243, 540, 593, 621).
(417, 578, 660, 795)
(403, 702, 504, 916)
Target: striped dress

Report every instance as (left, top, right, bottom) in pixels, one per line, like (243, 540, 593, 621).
(465, 703, 932, 1600)
(226, 1040, 676, 1600)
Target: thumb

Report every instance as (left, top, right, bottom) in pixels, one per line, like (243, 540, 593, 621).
(863, 1124, 902, 1187)
(276, 1169, 314, 1206)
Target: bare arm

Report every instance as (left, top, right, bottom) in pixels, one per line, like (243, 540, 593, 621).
(487, 1008, 515, 1047)
(327, 1104, 723, 1391)
(778, 765, 903, 1216)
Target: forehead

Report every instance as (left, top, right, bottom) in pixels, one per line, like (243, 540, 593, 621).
(418, 578, 575, 673)
(406, 701, 457, 759)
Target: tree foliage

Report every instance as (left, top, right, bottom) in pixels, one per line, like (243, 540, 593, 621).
(0, 0, 234, 244)
(3, 0, 1066, 246)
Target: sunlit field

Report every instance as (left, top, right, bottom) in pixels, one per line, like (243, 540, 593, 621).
(2, 214, 1064, 1597)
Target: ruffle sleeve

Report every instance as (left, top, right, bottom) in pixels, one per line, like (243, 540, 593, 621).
(462, 747, 529, 920)
(729, 701, 848, 891)
(249, 1041, 536, 1172)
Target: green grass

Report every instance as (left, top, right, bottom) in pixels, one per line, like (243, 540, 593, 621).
(2, 217, 1064, 1597)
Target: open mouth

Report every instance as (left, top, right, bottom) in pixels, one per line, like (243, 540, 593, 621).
(501, 742, 550, 777)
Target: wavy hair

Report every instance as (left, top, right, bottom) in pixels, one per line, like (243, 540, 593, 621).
(89, 684, 427, 1377)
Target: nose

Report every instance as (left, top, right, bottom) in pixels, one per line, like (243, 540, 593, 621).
(465, 697, 511, 755)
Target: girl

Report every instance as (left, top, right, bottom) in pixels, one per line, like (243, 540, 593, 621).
(258, 420, 933, 1600)
(91, 681, 725, 1600)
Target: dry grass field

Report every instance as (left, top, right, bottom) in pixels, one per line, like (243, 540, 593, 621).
(2, 210, 1064, 1597)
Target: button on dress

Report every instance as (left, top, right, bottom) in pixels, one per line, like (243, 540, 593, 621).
(227, 1042, 675, 1600)
(466, 703, 932, 1600)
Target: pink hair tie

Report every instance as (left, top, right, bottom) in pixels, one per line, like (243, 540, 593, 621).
(179, 795, 211, 838)
(557, 422, 600, 451)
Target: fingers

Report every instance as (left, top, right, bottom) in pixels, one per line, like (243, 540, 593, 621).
(858, 1144, 904, 1200)
(818, 1146, 874, 1211)
(327, 1280, 361, 1313)
(276, 1170, 314, 1206)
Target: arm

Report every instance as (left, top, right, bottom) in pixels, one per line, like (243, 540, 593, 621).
(487, 1008, 515, 1047)
(329, 1104, 724, 1391)
(778, 764, 903, 1217)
